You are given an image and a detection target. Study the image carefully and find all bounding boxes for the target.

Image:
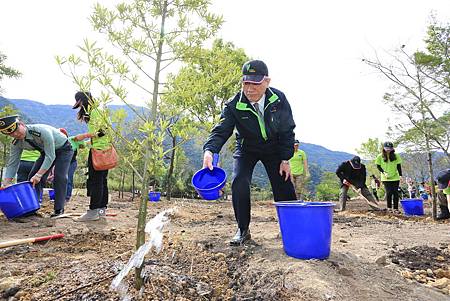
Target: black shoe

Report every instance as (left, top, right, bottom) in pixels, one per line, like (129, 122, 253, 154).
(229, 228, 251, 246)
(50, 210, 64, 218)
(436, 205, 450, 220)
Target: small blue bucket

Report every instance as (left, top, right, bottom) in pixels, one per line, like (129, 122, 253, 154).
(148, 191, 161, 202)
(274, 201, 335, 260)
(400, 199, 424, 216)
(0, 182, 40, 219)
(48, 189, 55, 200)
(192, 154, 226, 200)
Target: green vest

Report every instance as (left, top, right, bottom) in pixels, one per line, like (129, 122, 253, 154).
(375, 153, 402, 181)
(20, 149, 41, 162)
(444, 187, 450, 195)
(290, 149, 307, 175)
(88, 107, 111, 150)
(68, 136, 85, 151)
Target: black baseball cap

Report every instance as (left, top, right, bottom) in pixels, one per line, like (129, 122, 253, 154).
(294, 139, 300, 144)
(436, 169, 450, 189)
(73, 91, 93, 109)
(350, 156, 361, 169)
(383, 141, 394, 151)
(242, 60, 268, 84)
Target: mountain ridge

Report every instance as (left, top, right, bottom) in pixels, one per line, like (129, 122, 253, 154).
(0, 97, 356, 186)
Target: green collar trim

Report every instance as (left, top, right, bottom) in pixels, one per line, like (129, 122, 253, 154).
(235, 89, 279, 140)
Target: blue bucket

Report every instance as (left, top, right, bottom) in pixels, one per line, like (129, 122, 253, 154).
(274, 201, 335, 260)
(192, 154, 226, 201)
(148, 191, 161, 202)
(0, 182, 40, 219)
(400, 199, 424, 216)
(48, 189, 55, 200)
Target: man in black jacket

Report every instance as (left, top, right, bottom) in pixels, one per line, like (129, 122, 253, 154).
(203, 60, 297, 245)
(335, 156, 380, 211)
(436, 169, 450, 220)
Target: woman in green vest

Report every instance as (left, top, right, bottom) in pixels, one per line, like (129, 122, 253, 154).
(375, 141, 403, 213)
(72, 91, 111, 222)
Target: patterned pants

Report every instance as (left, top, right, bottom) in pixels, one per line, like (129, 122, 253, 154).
(292, 174, 308, 200)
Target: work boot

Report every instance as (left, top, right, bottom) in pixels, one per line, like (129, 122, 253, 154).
(437, 205, 450, 220)
(74, 209, 100, 222)
(230, 228, 251, 246)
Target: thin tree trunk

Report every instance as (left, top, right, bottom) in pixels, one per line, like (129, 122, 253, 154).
(426, 149, 437, 219)
(166, 136, 176, 201)
(135, 148, 150, 289)
(121, 171, 125, 199)
(150, 1, 167, 121)
(135, 0, 168, 289)
(132, 171, 135, 201)
(417, 69, 437, 219)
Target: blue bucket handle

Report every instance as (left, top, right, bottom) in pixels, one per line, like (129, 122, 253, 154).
(212, 153, 220, 167)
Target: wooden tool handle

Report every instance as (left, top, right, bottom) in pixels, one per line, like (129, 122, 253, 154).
(0, 233, 64, 249)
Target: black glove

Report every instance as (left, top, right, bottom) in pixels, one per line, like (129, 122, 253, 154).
(96, 129, 106, 137)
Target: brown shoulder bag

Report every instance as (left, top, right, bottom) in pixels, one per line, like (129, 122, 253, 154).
(91, 146, 118, 171)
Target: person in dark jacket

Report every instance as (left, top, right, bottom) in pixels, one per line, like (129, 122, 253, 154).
(436, 169, 450, 220)
(203, 59, 297, 245)
(335, 156, 380, 211)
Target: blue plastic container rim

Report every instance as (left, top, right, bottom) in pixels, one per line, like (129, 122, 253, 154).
(191, 166, 227, 191)
(192, 172, 226, 192)
(191, 154, 226, 192)
(400, 199, 423, 203)
(274, 201, 336, 207)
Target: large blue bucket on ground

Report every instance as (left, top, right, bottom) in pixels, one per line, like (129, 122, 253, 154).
(0, 182, 40, 219)
(400, 199, 424, 216)
(274, 201, 335, 260)
(192, 154, 227, 201)
(148, 191, 161, 202)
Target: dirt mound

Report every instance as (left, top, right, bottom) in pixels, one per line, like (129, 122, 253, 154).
(390, 245, 450, 271)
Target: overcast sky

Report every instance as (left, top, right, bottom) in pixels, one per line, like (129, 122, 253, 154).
(0, 0, 449, 154)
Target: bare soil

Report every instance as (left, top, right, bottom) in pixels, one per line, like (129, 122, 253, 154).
(1, 192, 449, 301)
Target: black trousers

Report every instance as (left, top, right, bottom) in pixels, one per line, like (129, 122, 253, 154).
(87, 150, 109, 210)
(17, 160, 35, 183)
(383, 180, 400, 209)
(231, 152, 297, 231)
(30, 142, 73, 212)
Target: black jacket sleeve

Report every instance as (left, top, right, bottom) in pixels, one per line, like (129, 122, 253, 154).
(397, 164, 402, 176)
(203, 103, 235, 154)
(277, 94, 296, 160)
(336, 162, 346, 182)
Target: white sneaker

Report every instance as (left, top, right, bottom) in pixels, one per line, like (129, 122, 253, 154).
(98, 207, 106, 217)
(74, 209, 100, 222)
